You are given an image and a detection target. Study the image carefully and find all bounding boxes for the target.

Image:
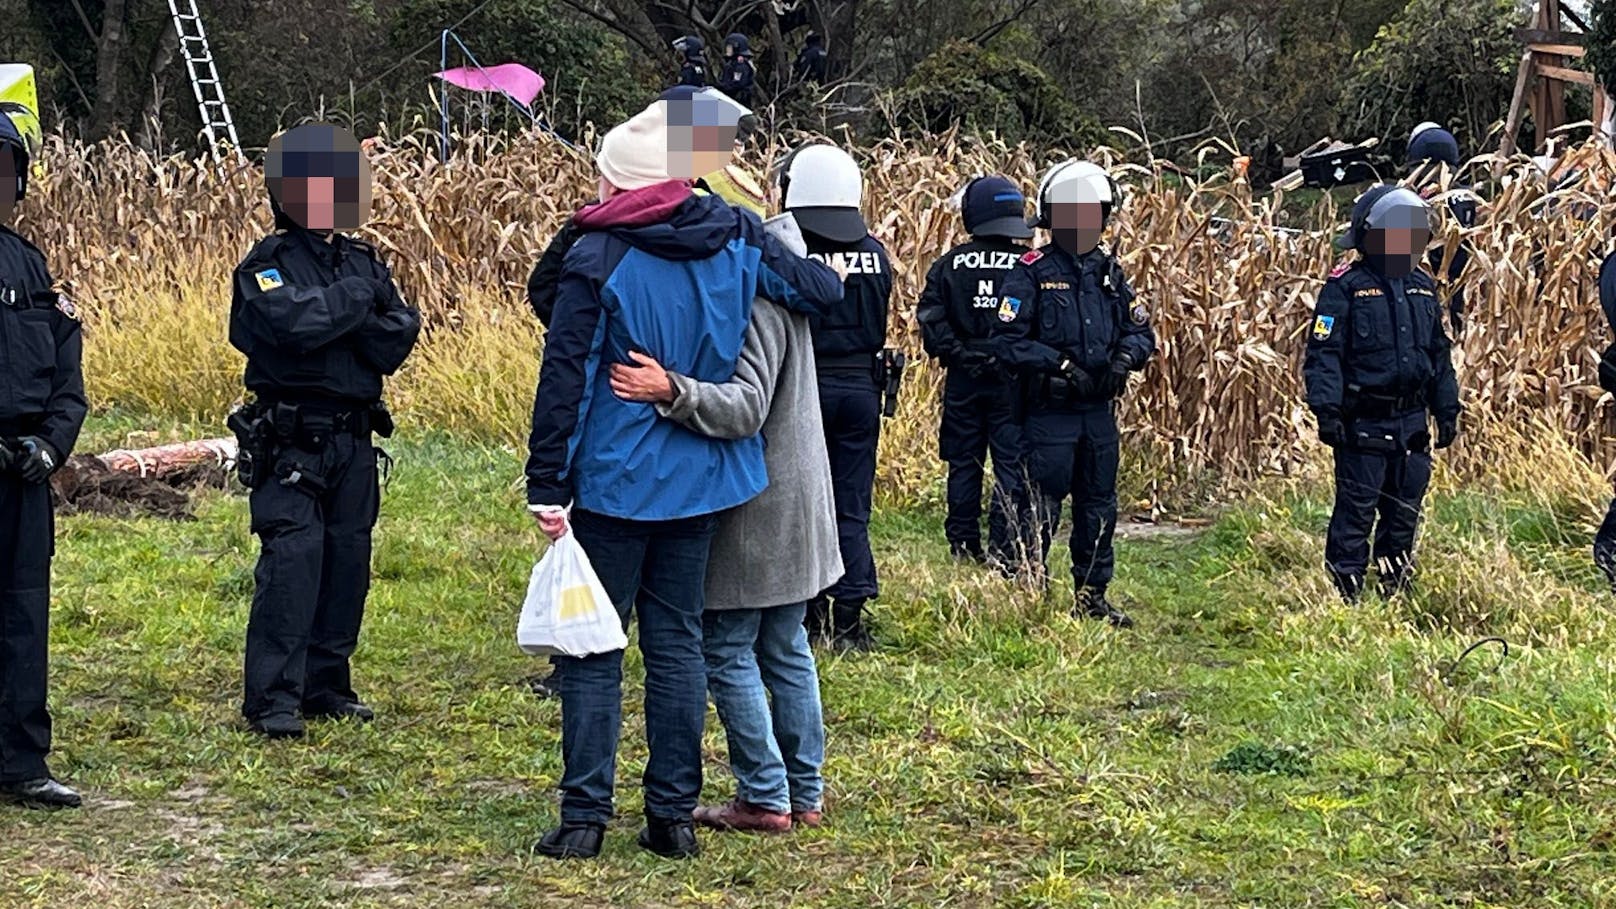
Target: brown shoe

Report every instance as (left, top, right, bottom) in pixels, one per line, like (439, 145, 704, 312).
(791, 808, 823, 829)
(692, 800, 791, 834)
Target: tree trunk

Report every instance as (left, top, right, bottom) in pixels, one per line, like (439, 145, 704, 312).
(88, 0, 131, 141)
(136, 18, 181, 152)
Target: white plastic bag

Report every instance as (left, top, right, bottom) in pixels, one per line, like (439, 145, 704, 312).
(517, 531, 627, 657)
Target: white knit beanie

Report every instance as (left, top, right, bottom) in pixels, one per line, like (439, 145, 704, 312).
(597, 101, 672, 192)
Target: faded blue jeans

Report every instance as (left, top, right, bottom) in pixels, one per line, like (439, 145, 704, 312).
(701, 603, 825, 814)
(555, 508, 717, 825)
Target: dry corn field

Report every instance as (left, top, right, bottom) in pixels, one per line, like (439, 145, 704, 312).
(17, 129, 1616, 505)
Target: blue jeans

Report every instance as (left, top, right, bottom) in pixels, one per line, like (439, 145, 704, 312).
(702, 603, 826, 813)
(555, 509, 717, 825)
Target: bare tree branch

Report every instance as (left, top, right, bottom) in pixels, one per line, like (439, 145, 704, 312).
(969, 0, 1042, 46)
(556, 0, 666, 62)
(62, 0, 99, 44)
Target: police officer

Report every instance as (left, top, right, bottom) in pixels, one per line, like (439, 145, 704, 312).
(794, 33, 828, 85)
(0, 106, 86, 809)
(918, 175, 1032, 568)
(995, 160, 1154, 627)
(1595, 249, 1616, 592)
(1406, 122, 1479, 337)
(229, 124, 421, 739)
(675, 36, 708, 88)
(717, 34, 757, 108)
(1303, 185, 1461, 602)
(780, 143, 893, 651)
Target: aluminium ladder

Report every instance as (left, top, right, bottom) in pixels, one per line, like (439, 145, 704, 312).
(166, 0, 240, 157)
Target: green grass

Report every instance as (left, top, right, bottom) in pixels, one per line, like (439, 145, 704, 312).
(5, 423, 1616, 907)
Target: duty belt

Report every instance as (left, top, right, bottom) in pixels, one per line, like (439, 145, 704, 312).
(1347, 392, 1424, 419)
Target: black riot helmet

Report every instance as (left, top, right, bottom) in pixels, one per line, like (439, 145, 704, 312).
(0, 103, 38, 202)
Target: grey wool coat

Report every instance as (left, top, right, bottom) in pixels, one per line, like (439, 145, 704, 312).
(659, 298, 844, 610)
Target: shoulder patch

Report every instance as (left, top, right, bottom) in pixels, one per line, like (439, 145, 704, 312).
(255, 268, 285, 292)
(1130, 303, 1149, 325)
(55, 293, 79, 320)
(998, 296, 1023, 323)
(1312, 314, 1336, 340)
(1328, 261, 1352, 279)
(1020, 249, 1044, 266)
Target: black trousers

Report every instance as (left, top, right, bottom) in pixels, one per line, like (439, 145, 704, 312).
(817, 373, 881, 604)
(0, 473, 53, 782)
(243, 434, 379, 721)
(1324, 411, 1433, 597)
(1021, 405, 1120, 593)
(940, 369, 1024, 560)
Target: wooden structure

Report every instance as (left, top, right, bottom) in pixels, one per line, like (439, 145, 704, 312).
(1501, 0, 1611, 158)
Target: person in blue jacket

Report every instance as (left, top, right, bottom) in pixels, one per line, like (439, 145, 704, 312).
(525, 99, 842, 862)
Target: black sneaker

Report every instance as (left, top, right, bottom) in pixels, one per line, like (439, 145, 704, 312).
(950, 542, 986, 564)
(303, 700, 375, 723)
(1074, 589, 1134, 628)
(248, 713, 306, 740)
(638, 817, 700, 859)
(534, 822, 606, 860)
(0, 777, 82, 810)
(831, 601, 877, 653)
(527, 669, 561, 700)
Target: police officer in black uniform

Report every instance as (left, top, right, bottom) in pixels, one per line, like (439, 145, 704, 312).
(717, 34, 757, 107)
(1593, 249, 1616, 592)
(229, 124, 421, 739)
(918, 175, 1032, 567)
(995, 160, 1154, 627)
(1406, 123, 1479, 337)
(675, 36, 708, 88)
(780, 143, 893, 651)
(1303, 184, 1461, 602)
(794, 33, 828, 85)
(0, 107, 86, 809)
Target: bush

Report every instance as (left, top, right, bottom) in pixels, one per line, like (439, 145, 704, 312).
(1336, 0, 1521, 152)
(888, 40, 1108, 148)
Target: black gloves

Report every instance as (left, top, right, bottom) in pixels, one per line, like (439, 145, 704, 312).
(1316, 409, 1345, 448)
(1436, 415, 1459, 450)
(17, 437, 61, 484)
(1101, 355, 1132, 398)
(1059, 359, 1099, 398)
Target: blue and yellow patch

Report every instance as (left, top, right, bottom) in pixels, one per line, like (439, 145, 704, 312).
(998, 296, 1022, 323)
(255, 269, 285, 292)
(1312, 314, 1336, 340)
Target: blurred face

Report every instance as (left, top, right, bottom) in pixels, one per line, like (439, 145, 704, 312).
(598, 175, 621, 202)
(665, 96, 740, 180)
(1363, 198, 1431, 279)
(280, 175, 337, 231)
(1049, 201, 1105, 255)
(266, 124, 373, 232)
(0, 146, 14, 226)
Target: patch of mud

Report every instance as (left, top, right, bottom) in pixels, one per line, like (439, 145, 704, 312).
(51, 455, 227, 520)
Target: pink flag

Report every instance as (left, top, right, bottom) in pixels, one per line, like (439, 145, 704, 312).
(435, 63, 546, 108)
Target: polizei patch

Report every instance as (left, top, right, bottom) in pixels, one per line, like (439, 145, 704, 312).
(999, 296, 1022, 322)
(1313, 314, 1335, 340)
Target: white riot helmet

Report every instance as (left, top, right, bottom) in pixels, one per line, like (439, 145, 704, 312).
(1031, 159, 1119, 229)
(776, 143, 868, 243)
